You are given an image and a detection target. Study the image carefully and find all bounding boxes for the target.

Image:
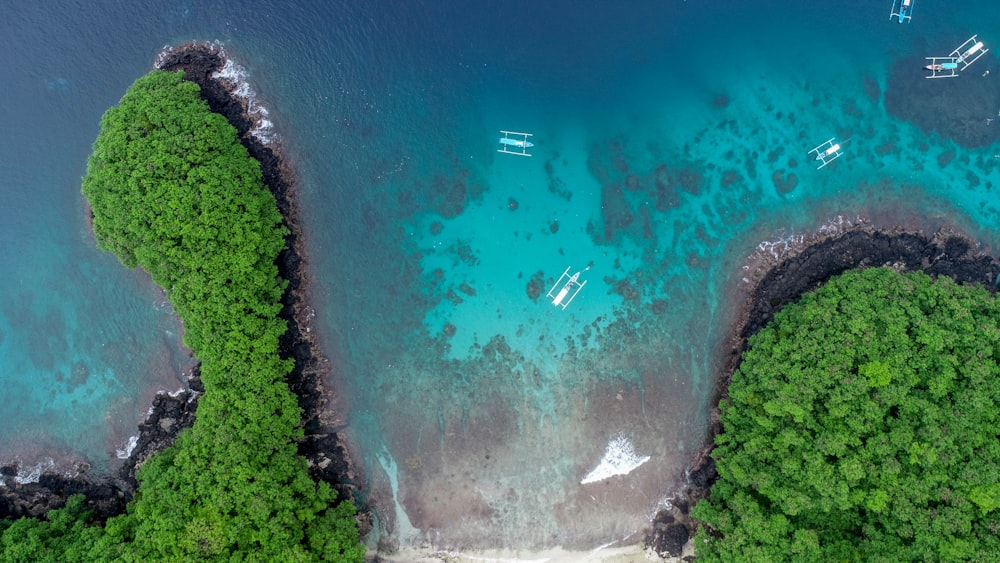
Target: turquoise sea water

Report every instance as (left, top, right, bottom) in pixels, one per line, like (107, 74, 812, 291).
(4, 0, 1000, 552)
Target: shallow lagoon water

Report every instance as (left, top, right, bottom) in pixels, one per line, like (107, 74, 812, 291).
(300, 1, 1000, 550)
(3, 0, 1000, 553)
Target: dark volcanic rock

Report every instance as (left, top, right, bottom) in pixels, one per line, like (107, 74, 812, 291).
(0, 376, 201, 521)
(158, 42, 358, 496)
(646, 507, 692, 557)
(687, 456, 717, 489)
(654, 523, 690, 557)
(740, 229, 1000, 339)
(117, 382, 202, 485)
(648, 226, 1000, 555)
(0, 471, 126, 521)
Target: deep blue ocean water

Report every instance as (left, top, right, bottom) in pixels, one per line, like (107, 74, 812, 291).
(3, 0, 1000, 553)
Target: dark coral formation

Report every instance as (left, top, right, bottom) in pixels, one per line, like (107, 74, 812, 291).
(526, 270, 545, 301)
(862, 75, 881, 104)
(770, 169, 798, 196)
(885, 55, 1000, 148)
(427, 172, 475, 219)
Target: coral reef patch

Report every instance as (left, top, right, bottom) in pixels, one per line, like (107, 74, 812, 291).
(885, 55, 1000, 148)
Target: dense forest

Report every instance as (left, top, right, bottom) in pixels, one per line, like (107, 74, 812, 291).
(0, 70, 364, 561)
(693, 267, 1000, 561)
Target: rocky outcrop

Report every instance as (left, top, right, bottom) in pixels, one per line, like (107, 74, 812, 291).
(0, 466, 126, 521)
(0, 374, 201, 520)
(650, 225, 1000, 557)
(1, 41, 358, 523)
(740, 227, 999, 341)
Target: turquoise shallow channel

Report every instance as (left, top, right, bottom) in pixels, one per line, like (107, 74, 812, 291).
(3, 0, 1000, 552)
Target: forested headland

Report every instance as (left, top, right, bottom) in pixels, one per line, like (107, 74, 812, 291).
(693, 267, 1000, 561)
(0, 70, 364, 560)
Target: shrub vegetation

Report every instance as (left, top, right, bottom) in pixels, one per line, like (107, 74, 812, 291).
(0, 70, 363, 561)
(693, 267, 1000, 561)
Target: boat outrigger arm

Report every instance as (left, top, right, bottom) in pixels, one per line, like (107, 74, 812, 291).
(498, 130, 534, 156)
(952, 35, 989, 71)
(890, 0, 913, 23)
(924, 56, 960, 78)
(808, 137, 843, 170)
(547, 266, 588, 309)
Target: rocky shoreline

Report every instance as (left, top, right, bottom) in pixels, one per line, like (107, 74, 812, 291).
(154, 42, 360, 502)
(0, 336, 203, 517)
(644, 223, 1000, 559)
(0, 42, 359, 523)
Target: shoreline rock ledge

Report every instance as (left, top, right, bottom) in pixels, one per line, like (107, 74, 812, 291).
(0, 41, 359, 523)
(644, 224, 1000, 559)
(155, 41, 359, 501)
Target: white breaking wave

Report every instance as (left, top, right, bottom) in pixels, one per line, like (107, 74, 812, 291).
(753, 214, 866, 262)
(741, 214, 868, 285)
(208, 50, 276, 145)
(580, 434, 650, 485)
(116, 435, 139, 459)
(155, 41, 277, 146)
(2, 459, 57, 485)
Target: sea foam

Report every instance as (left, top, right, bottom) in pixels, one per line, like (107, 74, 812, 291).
(580, 434, 650, 485)
(742, 214, 867, 285)
(209, 52, 276, 145)
(155, 41, 276, 146)
(0, 459, 57, 486)
(753, 214, 865, 262)
(116, 435, 139, 459)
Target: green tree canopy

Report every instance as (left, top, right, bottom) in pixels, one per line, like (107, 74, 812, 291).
(693, 267, 1000, 562)
(0, 70, 364, 561)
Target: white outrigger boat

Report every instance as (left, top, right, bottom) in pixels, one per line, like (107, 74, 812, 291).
(890, 0, 913, 23)
(498, 130, 534, 156)
(547, 266, 588, 309)
(808, 138, 844, 170)
(925, 35, 989, 78)
(924, 58, 960, 78)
